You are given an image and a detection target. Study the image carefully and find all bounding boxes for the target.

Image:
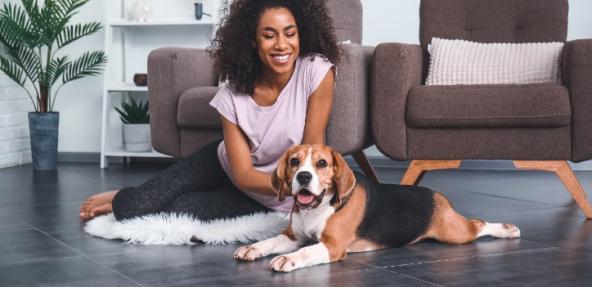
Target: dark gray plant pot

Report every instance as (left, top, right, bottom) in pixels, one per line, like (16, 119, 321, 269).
(28, 112, 59, 170)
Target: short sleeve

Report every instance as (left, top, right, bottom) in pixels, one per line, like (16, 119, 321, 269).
(209, 84, 238, 124)
(307, 54, 334, 96)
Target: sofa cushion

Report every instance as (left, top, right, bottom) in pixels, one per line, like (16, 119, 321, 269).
(177, 87, 221, 129)
(406, 84, 571, 128)
(425, 38, 564, 85)
(419, 0, 568, 49)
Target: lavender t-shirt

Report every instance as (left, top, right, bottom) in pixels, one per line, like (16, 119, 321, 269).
(209, 54, 334, 213)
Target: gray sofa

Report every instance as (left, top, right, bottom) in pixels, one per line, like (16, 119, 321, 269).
(371, 0, 592, 218)
(147, 0, 378, 182)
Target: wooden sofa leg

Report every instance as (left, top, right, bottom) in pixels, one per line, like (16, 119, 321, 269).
(513, 160, 592, 219)
(400, 160, 462, 185)
(351, 151, 380, 185)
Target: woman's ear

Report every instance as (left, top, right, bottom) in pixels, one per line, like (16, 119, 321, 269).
(331, 149, 355, 205)
(271, 147, 293, 202)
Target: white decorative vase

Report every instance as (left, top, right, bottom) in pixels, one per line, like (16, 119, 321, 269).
(123, 123, 152, 152)
(130, 0, 153, 22)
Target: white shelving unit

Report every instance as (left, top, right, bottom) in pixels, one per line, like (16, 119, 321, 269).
(109, 18, 215, 27)
(100, 0, 223, 168)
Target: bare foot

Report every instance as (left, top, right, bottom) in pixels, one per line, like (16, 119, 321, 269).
(79, 190, 118, 220)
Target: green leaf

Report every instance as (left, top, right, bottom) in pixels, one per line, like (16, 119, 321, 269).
(55, 0, 91, 18)
(0, 3, 39, 48)
(57, 22, 101, 48)
(0, 55, 25, 86)
(62, 50, 107, 83)
(39, 0, 60, 45)
(114, 106, 130, 124)
(46, 55, 69, 86)
(0, 41, 40, 84)
(19, 0, 44, 47)
(49, 0, 91, 40)
(114, 98, 150, 124)
(14, 45, 40, 82)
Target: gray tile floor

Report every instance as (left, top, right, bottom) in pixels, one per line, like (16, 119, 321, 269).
(1, 162, 591, 286)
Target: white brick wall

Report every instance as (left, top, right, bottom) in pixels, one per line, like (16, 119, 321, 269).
(0, 76, 32, 169)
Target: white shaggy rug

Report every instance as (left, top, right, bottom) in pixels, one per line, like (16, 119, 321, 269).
(84, 212, 289, 245)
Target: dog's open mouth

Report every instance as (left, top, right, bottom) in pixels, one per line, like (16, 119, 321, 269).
(295, 188, 326, 209)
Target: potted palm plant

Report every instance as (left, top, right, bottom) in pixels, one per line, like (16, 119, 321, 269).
(0, 0, 107, 170)
(114, 98, 151, 152)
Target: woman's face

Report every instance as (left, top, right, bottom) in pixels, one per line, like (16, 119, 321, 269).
(255, 7, 300, 77)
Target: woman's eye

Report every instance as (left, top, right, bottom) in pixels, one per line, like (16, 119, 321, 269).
(263, 34, 274, 39)
(316, 159, 327, 168)
(290, 158, 300, 167)
(286, 33, 296, 38)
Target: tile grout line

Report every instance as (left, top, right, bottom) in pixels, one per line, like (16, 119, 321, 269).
(508, 238, 555, 248)
(350, 260, 388, 272)
(382, 246, 558, 269)
(461, 190, 567, 207)
(348, 237, 554, 271)
(350, 262, 443, 286)
(382, 268, 445, 287)
(13, 217, 146, 287)
(361, 262, 444, 287)
(352, 264, 377, 272)
(480, 206, 573, 216)
(364, 246, 562, 286)
(0, 255, 87, 267)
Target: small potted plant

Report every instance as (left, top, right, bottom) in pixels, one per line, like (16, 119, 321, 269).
(0, 0, 107, 170)
(114, 98, 151, 152)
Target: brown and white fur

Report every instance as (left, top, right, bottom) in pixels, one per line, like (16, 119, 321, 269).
(234, 145, 520, 272)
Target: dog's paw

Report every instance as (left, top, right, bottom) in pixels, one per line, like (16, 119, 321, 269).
(269, 255, 299, 272)
(234, 245, 263, 261)
(502, 223, 521, 239)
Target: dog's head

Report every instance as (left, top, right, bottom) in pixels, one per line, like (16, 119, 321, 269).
(271, 144, 356, 210)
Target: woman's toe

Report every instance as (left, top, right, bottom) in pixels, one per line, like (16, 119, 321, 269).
(80, 211, 91, 220)
(90, 203, 112, 217)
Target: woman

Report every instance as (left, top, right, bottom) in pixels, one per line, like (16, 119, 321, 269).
(79, 0, 339, 221)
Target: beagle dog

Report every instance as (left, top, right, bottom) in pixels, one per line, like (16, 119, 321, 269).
(234, 144, 520, 272)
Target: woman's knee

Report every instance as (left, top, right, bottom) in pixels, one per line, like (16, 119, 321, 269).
(112, 187, 147, 220)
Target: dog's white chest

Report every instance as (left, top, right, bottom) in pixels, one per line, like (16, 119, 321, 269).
(292, 207, 335, 240)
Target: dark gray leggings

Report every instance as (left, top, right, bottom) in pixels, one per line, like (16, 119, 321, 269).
(112, 140, 270, 221)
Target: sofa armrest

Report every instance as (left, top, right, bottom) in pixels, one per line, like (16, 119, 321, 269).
(148, 48, 217, 157)
(562, 39, 592, 162)
(327, 43, 374, 155)
(371, 43, 423, 160)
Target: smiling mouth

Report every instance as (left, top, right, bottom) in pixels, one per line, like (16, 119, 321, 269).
(295, 188, 326, 209)
(271, 53, 290, 64)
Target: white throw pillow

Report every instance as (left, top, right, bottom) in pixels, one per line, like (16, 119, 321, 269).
(425, 38, 564, 85)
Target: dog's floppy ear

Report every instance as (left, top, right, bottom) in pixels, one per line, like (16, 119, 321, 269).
(331, 149, 356, 205)
(271, 147, 293, 202)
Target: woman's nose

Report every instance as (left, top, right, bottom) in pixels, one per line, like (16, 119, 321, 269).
(274, 36, 288, 50)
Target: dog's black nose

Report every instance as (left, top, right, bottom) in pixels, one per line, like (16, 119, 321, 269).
(296, 171, 312, 185)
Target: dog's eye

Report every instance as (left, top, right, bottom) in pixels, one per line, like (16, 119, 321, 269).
(316, 159, 327, 168)
(290, 158, 300, 167)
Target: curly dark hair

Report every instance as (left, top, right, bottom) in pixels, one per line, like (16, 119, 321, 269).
(208, 0, 340, 94)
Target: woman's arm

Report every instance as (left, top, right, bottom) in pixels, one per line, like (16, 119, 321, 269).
(223, 69, 335, 195)
(222, 116, 276, 195)
(302, 69, 335, 145)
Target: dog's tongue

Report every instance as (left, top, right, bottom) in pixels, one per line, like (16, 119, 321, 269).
(297, 193, 315, 205)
